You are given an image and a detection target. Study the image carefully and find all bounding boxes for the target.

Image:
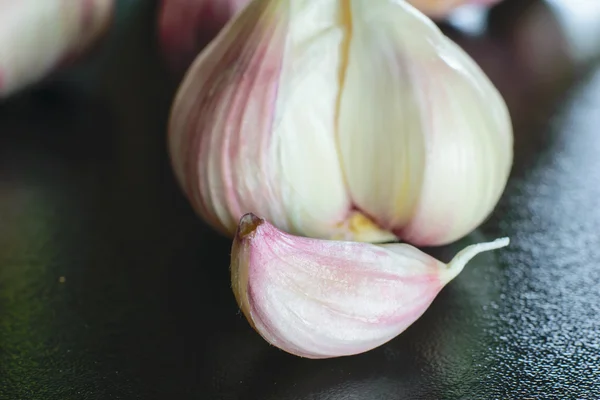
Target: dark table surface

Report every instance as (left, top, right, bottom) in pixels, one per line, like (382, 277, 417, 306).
(1, 0, 600, 399)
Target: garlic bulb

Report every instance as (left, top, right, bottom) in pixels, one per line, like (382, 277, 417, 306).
(158, 0, 250, 74)
(169, 0, 513, 247)
(231, 213, 509, 359)
(0, 0, 114, 99)
(407, 0, 503, 19)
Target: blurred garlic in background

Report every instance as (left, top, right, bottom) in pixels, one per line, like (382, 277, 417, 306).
(158, 0, 250, 74)
(168, 0, 513, 247)
(0, 0, 114, 99)
(157, 0, 505, 76)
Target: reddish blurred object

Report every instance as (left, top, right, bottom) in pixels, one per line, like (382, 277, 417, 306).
(158, 0, 505, 77)
(408, 0, 503, 19)
(158, 0, 250, 76)
(0, 0, 114, 99)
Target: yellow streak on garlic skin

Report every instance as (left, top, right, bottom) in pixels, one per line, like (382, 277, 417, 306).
(332, 212, 397, 243)
(327, 0, 400, 244)
(230, 214, 263, 332)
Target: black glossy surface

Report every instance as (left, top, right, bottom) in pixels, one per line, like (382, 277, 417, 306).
(1, 1, 600, 399)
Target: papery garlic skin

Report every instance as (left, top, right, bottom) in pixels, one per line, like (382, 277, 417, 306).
(158, 0, 251, 74)
(169, 0, 513, 247)
(231, 213, 509, 359)
(0, 0, 114, 98)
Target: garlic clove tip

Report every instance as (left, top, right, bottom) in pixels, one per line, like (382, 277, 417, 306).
(442, 237, 510, 283)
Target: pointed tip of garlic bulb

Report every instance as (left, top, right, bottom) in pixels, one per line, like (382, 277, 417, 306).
(442, 237, 510, 283)
(230, 215, 510, 359)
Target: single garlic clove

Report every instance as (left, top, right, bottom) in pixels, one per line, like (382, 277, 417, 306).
(158, 0, 251, 75)
(0, 0, 114, 99)
(231, 213, 509, 359)
(337, 0, 513, 247)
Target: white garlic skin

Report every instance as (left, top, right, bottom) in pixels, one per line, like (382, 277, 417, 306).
(0, 0, 114, 98)
(169, 0, 513, 247)
(231, 213, 509, 359)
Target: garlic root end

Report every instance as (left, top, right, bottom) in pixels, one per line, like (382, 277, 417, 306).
(237, 213, 264, 239)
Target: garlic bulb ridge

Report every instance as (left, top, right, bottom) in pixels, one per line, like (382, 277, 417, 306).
(169, 0, 513, 247)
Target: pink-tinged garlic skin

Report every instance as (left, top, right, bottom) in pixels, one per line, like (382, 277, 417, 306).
(158, 0, 251, 75)
(231, 213, 509, 359)
(0, 0, 114, 99)
(169, 0, 513, 247)
(169, 0, 363, 241)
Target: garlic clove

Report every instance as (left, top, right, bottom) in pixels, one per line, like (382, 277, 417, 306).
(169, 0, 290, 235)
(0, 0, 114, 98)
(169, 0, 384, 241)
(231, 213, 509, 359)
(338, 0, 513, 247)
